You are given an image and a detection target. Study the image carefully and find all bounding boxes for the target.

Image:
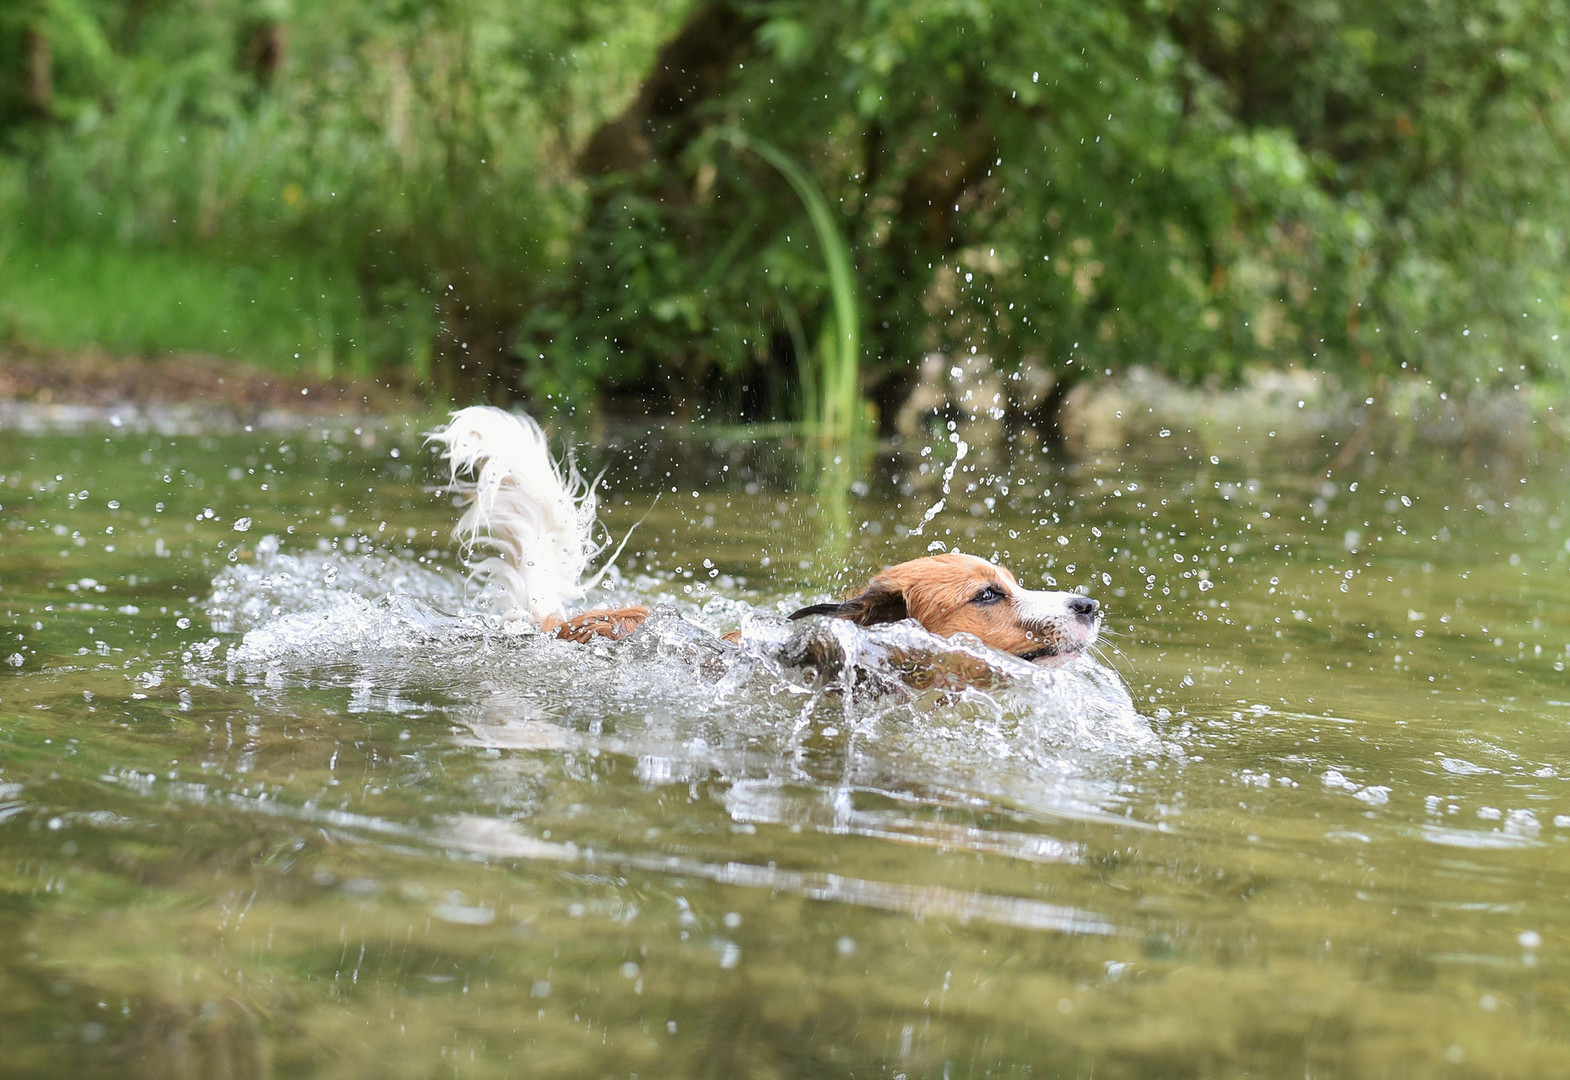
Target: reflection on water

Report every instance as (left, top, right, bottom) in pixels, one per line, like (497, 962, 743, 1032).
(3, 404, 1570, 1078)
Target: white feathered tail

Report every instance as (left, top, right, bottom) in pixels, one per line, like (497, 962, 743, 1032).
(427, 406, 601, 621)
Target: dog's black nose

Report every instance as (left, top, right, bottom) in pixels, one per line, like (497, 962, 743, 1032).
(1068, 596, 1099, 617)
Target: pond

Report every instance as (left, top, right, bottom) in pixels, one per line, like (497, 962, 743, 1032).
(2, 396, 1569, 1079)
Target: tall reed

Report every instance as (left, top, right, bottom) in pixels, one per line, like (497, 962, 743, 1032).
(713, 128, 864, 445)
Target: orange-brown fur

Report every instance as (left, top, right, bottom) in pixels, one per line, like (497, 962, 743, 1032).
(541, 606, 652, 643)
(866, 558, 1049, 656)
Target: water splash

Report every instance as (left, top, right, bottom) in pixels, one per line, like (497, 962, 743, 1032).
(206, 536, 1161, 822)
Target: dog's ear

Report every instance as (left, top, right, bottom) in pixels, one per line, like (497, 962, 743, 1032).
(788, 602, 847, 620)
(789, 580, 909, 626)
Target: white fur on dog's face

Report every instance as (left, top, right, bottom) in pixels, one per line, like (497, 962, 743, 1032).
(1006, 583, 1102, 665)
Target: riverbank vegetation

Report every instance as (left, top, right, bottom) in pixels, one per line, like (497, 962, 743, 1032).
(2, 1, 1567, 435)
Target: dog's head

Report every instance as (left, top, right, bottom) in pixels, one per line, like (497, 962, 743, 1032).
(789, 552, 1101, 666)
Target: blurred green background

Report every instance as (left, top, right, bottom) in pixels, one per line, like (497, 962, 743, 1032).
(1, 0, 1566, 430)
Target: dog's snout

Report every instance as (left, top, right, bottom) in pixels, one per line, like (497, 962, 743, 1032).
(1068, 595, 1099, 618)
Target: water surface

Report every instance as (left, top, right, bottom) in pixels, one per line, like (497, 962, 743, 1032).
(3, 402, 1569, 1078)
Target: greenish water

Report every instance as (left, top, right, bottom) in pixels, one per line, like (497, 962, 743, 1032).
(3, 403, 1569, 1079)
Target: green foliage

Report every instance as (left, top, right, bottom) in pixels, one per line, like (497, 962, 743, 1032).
(0, 235, 370, 373)
(527, 0, 1570, 425)
(2, 0, 685, 382)
(2, 0, 1566, 415)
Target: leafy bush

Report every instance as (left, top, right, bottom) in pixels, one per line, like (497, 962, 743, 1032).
(2, 0, 1566, 421)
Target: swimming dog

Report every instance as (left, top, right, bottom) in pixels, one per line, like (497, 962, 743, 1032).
(429, 407, 1102, 667)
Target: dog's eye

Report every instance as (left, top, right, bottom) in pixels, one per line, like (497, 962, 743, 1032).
(971, 586, 1006, 605)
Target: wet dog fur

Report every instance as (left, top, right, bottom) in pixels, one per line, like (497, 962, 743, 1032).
(430, 407, 1102, 669)
(788, 552, 1100, 666)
